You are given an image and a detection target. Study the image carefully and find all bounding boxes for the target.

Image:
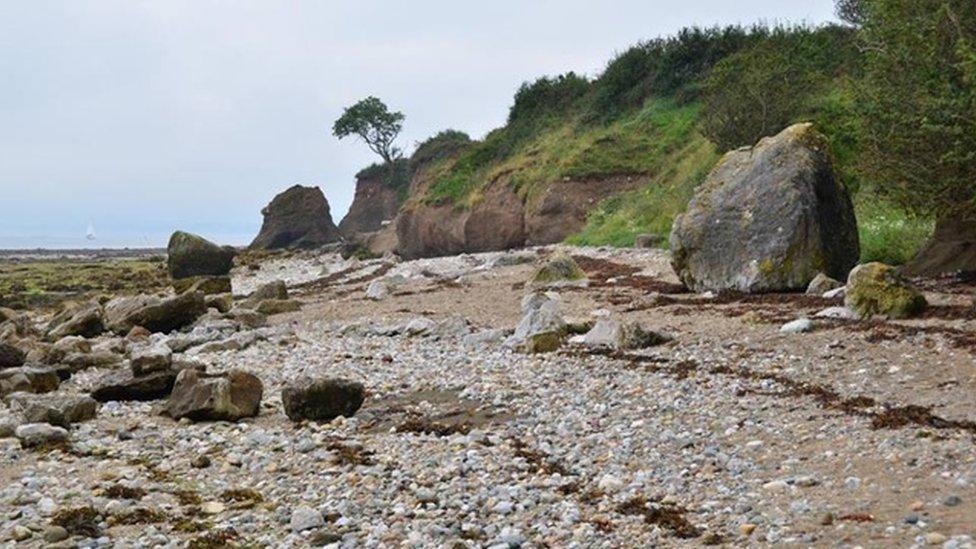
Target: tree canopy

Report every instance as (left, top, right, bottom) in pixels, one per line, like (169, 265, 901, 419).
(333, 97, 405, 164)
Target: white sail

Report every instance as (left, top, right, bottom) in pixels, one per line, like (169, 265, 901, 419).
(86, 221, 97, 241)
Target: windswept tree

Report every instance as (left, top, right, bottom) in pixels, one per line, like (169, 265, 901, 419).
(332, 97, 405, 164)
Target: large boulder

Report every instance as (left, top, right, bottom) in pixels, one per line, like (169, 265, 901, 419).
(162, 369, 263, 422)
(250, 185, 342, 250)
(845, 262, 927, 319)
(530, 253, 587, 287)
(508, 292, 567, 354)
(167, 231, 236, 280)
(91, 370, 178, 402)
(46, 303, 105, 340)
(105, 292, 207, 334)
(669, 123, 859, 293)
(281, 378, 365, 422)
(0, 366, 60, 397)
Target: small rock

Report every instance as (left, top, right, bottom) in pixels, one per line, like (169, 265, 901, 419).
(43, 526, 69, 543)
(201, 501, 225, 515)
(15, 423, 69, 447)
(739, 523, 757, 536)
(11, 525, 31, 541)
(780, 318, 813, 334)
(944, 495, 962, 507)
(926, 533, 948, 545)
(290, 505, 324, 532)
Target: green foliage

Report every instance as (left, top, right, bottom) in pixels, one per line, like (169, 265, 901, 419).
(700, 25, 859, 150)
(333, 96, 405, 164)
(855, 0, 976, 220)
(509, 73, 590, 126)
(856, 196, 934, 265)
(411, 130, 471, 168)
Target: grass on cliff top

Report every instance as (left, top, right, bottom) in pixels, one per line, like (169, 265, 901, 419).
(423, 99, 702, 208)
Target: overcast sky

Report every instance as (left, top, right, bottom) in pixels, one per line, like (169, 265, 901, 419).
(0, 1, 838, 249)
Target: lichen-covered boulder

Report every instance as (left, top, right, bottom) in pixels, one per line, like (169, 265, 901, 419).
(845, 262, 927, 319)
(281, 378, 365, 422)
(167, 231, 236, 280)
(669, 123, 859, 293)
(531, 253, 587, 287)
(163, 369, 263, 422)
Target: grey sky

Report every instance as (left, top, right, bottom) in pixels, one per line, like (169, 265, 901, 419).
(0, 1, 837, 248)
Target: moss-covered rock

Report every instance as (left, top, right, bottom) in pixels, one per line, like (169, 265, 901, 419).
(845, 262, 927, 319)
(167, 231, 236, 280)
(518, 331, 565, 354)
(531, 253, 586, 286)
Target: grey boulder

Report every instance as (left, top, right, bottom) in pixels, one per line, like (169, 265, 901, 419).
(163, 369, 263, 422)
(5, 393, 98, 427)
(669, 123, 859, 293)
(15, 423, 69, 448)
(0, 366, 60, 397)
(281, 378, 365, 422)
(105, 292, 207, 334)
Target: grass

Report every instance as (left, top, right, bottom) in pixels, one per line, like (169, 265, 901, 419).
(855, 197, 933, 265)
(422, 99, 703, 208)
(566, 135, 718, 247)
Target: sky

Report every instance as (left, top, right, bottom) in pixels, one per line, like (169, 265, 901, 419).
(0, 0, 838, 249)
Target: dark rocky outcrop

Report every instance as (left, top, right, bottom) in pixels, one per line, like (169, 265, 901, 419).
(250, 185, 342, 250)
(281, 377, 365, 422)
(163, 369, 263, 422)
(901, 216, 976, 278)
(167, 231, 236, 280)
(339, 174, 403, 236)
(0, 342, 26, 369)
(670, 123, 859, 293)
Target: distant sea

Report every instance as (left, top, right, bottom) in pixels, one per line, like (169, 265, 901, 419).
(0, 232, 255, 251)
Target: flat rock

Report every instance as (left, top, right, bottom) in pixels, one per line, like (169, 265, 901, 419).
(91, 370, 178, 402)
(106, 292, 207, 334)
(0, 366, 60, 397)
(5, 393, 98, 427)
(15, 423, 69, 448)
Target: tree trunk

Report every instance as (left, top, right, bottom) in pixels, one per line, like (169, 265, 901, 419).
(901, 214, 976, 277)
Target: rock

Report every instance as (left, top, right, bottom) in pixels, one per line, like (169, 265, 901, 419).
(204, 293, 234, 313)
(823, 286, 846, 299)
(580, 319, 670, 349)
(510, 292, 565, 353)
(281, 378, 365, 422)
(739, 523, 757, 536)
(0, 415, 20, 437)
(462, 329, 508, 349)
(43, 526, 69, 543)
(201, 501, 225, 515)
(225, 308, 267, 329)
(806, 273, 842, 296)
(52, 335, 92, 356)
(0, 342, 25, 369)
(365, 274, 406, 300)
(91, 370, 178, 402)
(250, 280, 288, 301)
(5, 393, 98, 427)
(130, 343, 173, 376)
(172, 275, 232, 296)
(163, 369, 263, 422)
(254, 299, 302, 315)
(780, 318, 814, 334)
(11, 525, 32, 541)
(815, 306, 858, 320)
(47, 303, 105, 339)
(944, 495, 962, 507)
(597, 474, 625, 493)
(167, 231, 236, 280)
(902, 215, 976, 277)
(250, 185, 342, 250)
(404, 317, 437, 336)
(845, 262, 927, 319)
(105, 292, 207, 334)
(60, 350, 123, 374)
(15, 423, 69, 447)
(290, 505, 324, 532)
(926, 533, 948, 545)
(634, 234, 664, 249)
(669, 123, 859, 293)
(486, 251, 537, 268)
(0, 366, 60, 397)
(339, 170, 405, 236)
(530, 253, 587, 287)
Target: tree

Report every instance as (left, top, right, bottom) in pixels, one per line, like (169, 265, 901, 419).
(333, 97, 405, 164)
(856, 0, 976, 275)
(836, 0, 868, 26)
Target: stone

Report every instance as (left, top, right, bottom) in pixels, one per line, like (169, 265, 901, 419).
(11, 525, 31, 541)
(60, 350, 123, 374)
(201, 501, 226, 515)
(105, 292, 207, 334)
(15, 423, 69, 447)
(43, 526, 69, 543)
(281, 377, 365, 422)
(926, 533, 948, 545)
(254, 299, 302, 315)
(290, 505, 324, 532)
(225, 308, 267, 329)
(780, 318, 814, 334)
(365, 275, 406, 300)
(806, 273, 842, 296)
(250, 185, 343, 250)
(204, 293, 234, 313)
(404, 317, 437, 336)
(669, 123, 859, 293)
(163, 369, 263, 422)
(530, 253, 586, 286)
(47, 303, 105, 339)
(634, 234, 664, 249)
(580, 319, 670, 349)
(0, 366, 60, 397)
(167, 231, 236, 280)
(91, 370, 178, 402)
(845, 262, 927, 319)
(5, 393, 98, 427)
(0, 342, 25, 369)
(172, 275, 232, 296)
(823, 286, 846, 299)
(739, 523, 757, 536)
(130, 343, 173, 376)
(815, 306, 858, 320)
(510, 292, 565, 353)
(250, 280, 288, 300)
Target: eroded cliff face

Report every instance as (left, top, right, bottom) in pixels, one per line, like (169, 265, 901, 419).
(338, 176, 402, 237)
(394, 175, 644, 260)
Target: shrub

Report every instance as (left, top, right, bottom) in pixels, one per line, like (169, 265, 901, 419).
(411, 130, 471, 168)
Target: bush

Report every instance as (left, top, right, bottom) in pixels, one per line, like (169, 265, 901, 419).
(411, 130, 471, 168)
(508, 73, 590, 126)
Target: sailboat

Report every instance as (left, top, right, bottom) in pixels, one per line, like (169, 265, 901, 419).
(86, 221, 97, 241)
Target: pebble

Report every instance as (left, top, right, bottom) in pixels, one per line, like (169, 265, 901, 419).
(926, 533, 948, 545)
(290, 505, 324, 532)
(43, 526, 69, 543)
